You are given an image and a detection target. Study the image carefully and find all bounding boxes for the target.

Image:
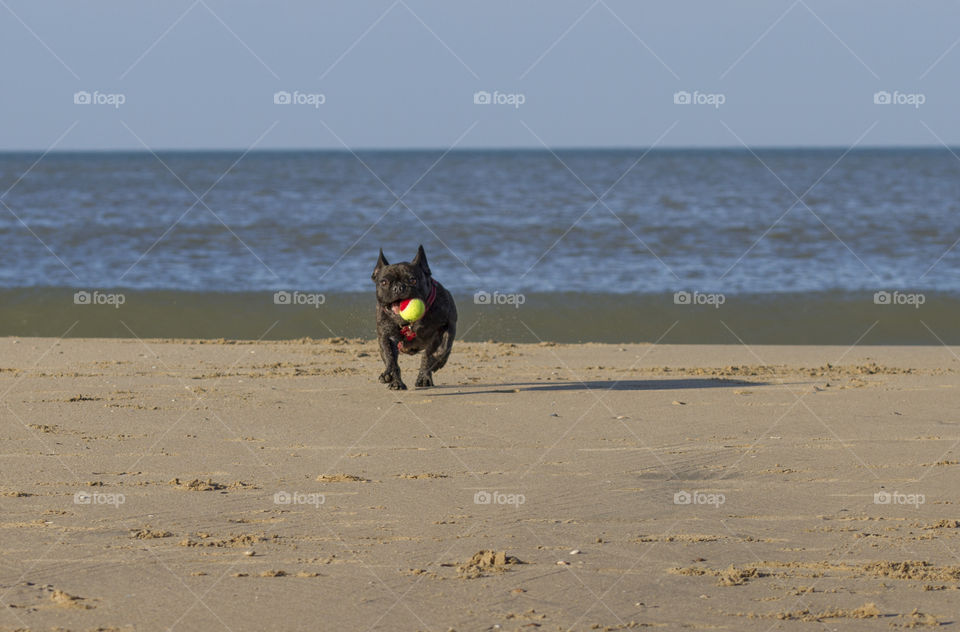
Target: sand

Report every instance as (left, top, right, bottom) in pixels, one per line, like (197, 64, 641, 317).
(0, 337, 958, 631)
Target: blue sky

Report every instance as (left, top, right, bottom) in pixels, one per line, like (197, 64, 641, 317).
(1, 1, 957, 150)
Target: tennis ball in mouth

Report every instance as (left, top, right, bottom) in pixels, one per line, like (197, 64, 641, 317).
(396, 298, 426, 322)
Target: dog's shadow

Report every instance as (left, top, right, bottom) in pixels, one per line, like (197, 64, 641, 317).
(429, 378, 765, 395)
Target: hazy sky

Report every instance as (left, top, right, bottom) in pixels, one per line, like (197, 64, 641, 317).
(2, 1, 957, 150)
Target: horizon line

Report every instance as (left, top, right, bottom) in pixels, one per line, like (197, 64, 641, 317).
(0, 144, 955, 154)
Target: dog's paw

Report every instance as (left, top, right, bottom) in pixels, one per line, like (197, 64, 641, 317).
(380, 368, 405, 390)
(415, 374, 433, 388)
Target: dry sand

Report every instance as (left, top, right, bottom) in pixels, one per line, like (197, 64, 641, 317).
(0, 337, 958, 631)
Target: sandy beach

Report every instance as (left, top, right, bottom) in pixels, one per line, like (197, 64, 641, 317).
(1, 337, 958, 631)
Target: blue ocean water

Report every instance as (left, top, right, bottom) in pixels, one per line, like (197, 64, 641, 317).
(0, 148, 957, 294)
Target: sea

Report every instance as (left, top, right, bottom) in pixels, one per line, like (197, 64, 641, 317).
(0, 148, 957, 344)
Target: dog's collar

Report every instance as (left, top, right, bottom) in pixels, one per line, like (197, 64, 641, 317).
(424, 278, 438, 309)
(398, 279, 439, 348)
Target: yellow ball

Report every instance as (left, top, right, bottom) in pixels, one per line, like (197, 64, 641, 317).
(398, 298, 426, 322)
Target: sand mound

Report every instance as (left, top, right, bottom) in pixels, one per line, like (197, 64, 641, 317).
(50, 590, 93, 610)
(316, 473, 368, 482)
(169, 478, 226, 491)
(457, 550, 522, 578)
(179, 533, 271, 548)
(131, 528, 172, 539)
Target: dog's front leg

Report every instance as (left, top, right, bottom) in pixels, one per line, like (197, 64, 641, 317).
(416, 337, 440, 388)
(417, 323, 455, 387)
(378, 334, 406, 390)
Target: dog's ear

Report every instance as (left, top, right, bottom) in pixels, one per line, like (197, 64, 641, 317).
(411, 244, 431, 276)
(372, 249, 388, 281)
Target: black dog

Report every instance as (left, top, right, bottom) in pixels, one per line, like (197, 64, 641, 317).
(372, 245, 457, 390)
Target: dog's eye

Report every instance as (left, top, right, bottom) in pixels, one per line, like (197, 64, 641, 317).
(379, 280, 387, 286)
(407, 277, 415, 285)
